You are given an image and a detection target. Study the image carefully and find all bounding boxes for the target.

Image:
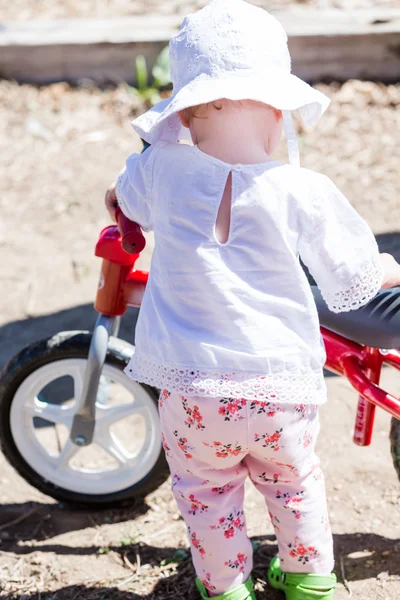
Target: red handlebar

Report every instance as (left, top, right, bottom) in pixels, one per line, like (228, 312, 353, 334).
(115, 208, 146, 254)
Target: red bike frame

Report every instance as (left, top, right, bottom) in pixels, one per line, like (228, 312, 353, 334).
(95, 223, 400, 448)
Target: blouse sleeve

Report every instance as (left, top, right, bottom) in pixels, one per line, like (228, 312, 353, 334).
(298, 173, 383, 313)
(115, 146, 155, 232)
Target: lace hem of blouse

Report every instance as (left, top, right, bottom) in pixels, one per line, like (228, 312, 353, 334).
(321, 259, 383, 314)
(125, 356, 327, 404)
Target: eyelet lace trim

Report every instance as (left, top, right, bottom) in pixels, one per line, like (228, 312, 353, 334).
(321, 260, 383, 314)
(125, 356, 326, 403)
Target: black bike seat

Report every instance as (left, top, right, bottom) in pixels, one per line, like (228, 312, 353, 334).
(312, 286, 400, 349)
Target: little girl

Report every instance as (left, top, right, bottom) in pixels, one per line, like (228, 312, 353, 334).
(106, 1, 400, 598)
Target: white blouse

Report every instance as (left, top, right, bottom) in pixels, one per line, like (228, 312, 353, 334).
(116, 142, 383, 404)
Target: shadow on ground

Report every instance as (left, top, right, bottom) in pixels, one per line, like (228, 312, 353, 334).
(0, 500, 150, 553)
(0, 305, 139, 369)
(4, 532, 400, 599)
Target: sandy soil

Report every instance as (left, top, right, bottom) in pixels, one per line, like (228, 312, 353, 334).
(0, 80, 399, 599)
(0, 0, 399, 22)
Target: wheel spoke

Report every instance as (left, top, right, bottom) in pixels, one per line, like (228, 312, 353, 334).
(96, 402, 145, 426)
(72, 364, 85, 405)
(97, 431, 131, 467)
(26, 398, 73, 426)
(56, 439, 80, 470)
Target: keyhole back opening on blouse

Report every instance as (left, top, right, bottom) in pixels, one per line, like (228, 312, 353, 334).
(214, 172, 233, 245)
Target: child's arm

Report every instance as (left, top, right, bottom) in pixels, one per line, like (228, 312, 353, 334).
(380, 253, 400, 288)
(105, 145, 155, 231)
(298, 173, 399, 313)
(105, 182, 118, 222)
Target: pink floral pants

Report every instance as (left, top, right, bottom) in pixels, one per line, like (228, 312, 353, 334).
(159, 391, 334, 596)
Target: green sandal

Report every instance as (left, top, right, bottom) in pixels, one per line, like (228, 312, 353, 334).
(196, 576, 256, 600)
(268, 557, 337, 600)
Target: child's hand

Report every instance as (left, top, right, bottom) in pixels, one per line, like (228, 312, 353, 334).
(380, 253, 400, 289)
(105, 182, 118, 222)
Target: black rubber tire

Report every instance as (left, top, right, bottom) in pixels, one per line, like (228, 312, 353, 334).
(0, 331, 169, 508)
(390, 417, 400, 483)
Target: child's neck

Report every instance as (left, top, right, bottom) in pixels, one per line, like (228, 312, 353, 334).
(197, 136, 270, 165)
(191, 109, 272, 166)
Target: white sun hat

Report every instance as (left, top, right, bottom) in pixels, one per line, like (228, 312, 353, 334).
(133, 0, 330, 165)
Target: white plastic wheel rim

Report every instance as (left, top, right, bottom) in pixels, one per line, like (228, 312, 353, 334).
(10, 359, 162, 496)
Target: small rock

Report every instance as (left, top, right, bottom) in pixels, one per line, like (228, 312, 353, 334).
(381, 550, 390, 557)
(377, 571, 389, 581)
(365, 560, 375, 567)
(348, 550, 372, 559)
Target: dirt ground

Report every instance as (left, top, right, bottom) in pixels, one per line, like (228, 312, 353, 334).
(0, 80, 400, 599)
(1, 0, 400, 21)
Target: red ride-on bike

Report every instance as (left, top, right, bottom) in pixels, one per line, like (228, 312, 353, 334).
(1, 210, 400, 507)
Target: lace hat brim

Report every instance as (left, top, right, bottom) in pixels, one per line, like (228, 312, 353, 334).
(132, 71, 330, 145)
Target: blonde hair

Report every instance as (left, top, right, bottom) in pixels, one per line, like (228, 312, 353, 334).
(179, 100, 226, 124)
(179, 99, 281, 126)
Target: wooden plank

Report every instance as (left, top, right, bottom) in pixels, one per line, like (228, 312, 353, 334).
(0, 42, 167, 85)
(290, 31, 400, 82)
(281, 7, 400, 36)
(0, 9, 399, 84)
(0, 15, 181, 45)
